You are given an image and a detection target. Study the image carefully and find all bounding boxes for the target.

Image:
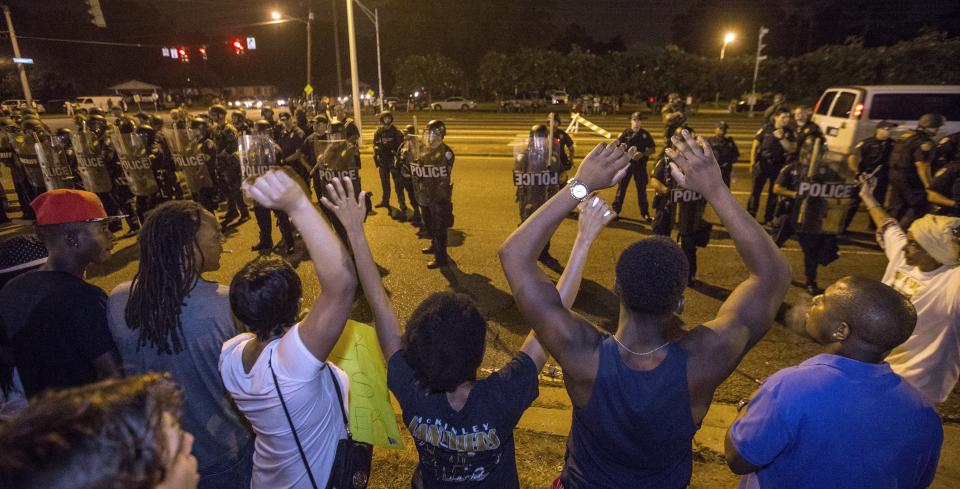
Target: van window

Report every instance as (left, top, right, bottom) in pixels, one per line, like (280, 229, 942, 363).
(830, 92, 856, 118)
(869, 93, 960, 121)
(815, 91, 837, 116)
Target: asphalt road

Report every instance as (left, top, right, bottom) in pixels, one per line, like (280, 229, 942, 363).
(4, 110, 955, 414)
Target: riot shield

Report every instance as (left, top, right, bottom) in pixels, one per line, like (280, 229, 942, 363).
(794, 141, 858, 235)
(15, 137, 45, 189)
(311, 138, 361, 191)
(238, 134, 279, 180)
(110, 132, 159, 196)
(34, 139, 74, 191)
(70, 130, 113, 193)
(513, 137, 560, 218)
(410, 138, 453, 207)
(164, 128, 214, 192)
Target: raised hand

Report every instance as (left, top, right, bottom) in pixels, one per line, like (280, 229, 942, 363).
(320, 177, 369, 232)
(858, 172, 880, 207)
(241, 169, 309, 214)
(577, 195, 616, 243)
(665, 129, 725, 199)
(573, 142, 635, 191)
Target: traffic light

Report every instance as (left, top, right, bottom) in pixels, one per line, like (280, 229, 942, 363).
(199, 46, 208, 61)
(86, 0, 106, 28)
(231, 39, 245, 55)
(178, 47, 189, 63)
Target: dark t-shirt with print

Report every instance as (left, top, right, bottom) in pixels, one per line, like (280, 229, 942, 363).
(0, 271, 116, 397)
(388, 351, 539, 489)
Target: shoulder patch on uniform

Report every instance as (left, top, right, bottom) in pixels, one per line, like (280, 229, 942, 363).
(445, 151, 453, 160)
(921, 142, 934, 152)
(940, 137, 951, 145)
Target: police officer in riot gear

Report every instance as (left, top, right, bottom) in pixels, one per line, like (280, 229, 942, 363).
(651, 150, 710, 287)
(311, 119, 368, 241)
(15, 120, 48, 204)
(661, 93, 687, 141)
(791, 106, 821, 161)
(209, 104, 250, 226)
(260, 106, 282, 141)
(294, 107, 312, 137)
(887, 113, 944, 228)
(189, 117, 222, 212)
(395, 124, 421, 225)
(373, 111, 405, 211)
(928, 130, 960, 217)
(137, 123, 181, 201)
(231, 110, 249, 135)
(97, 117, 141, 236)
(112, 119, 162, 224)
(708, 121, 739, 187)
(413, 120, 455, 268)
(514, 123, 564, 267)
(277, 111, 309, 183)
(1, 118, 35, 220)
(841, 121, 896, 231)
(612, 112, 656, 221)
(134, 111, 150, 127)
(748, 109, 796, 225)
(300, 114, 330, 203)
(247, 120, 296, 254)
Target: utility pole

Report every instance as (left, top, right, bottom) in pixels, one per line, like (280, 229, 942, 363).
(353, 0, 385, 112)
(1, 4, 32, 103)
(332, 0, 344, 97)
(749, 26, 769, 118)
(346, 0, 362, 141)
(306, 8, 314, 91)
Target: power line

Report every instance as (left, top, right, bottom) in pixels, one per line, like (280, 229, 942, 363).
(2, 34, 162, 48)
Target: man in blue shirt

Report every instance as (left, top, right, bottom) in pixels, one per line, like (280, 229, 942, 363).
(725, 276, 943, 489)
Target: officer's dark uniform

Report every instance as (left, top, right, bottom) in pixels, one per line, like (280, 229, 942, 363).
(930, 163, 960, 217)
(1, 120, 35, 220)
(612, 113, 656, 219)
(114, 120, 162, 226)
(395, 125, 421, 225)
(278, 114, 308, 183)
(140, 125, 181, 201)
(651, 155, 709, 285)
(707, 123, 740, 187)
(301, 130, 328, 204)
(793, 120, 823, 161)
(416, 120, 455, 268)
(373, 112, 405, 210)
(260, 107, 283, 142)
(748, 124, 795, 223)
(772, 158, 840, 295)
(841, 130, 894, 231)
(249, 121, 296, 254)
(887, 121, 940, 229)
(210, 118, 249, 225)
(98, 124, 141, 234)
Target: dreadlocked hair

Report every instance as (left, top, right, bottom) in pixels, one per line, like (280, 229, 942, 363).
(125, 200, 204, 355)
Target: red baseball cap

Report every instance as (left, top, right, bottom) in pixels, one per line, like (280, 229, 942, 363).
(30, 189, 124, 226)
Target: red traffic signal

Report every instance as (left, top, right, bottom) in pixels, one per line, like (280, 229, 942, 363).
(177, 47, 189, 63)
(231, 39, 245, 55)
(199, 46, 208, 61)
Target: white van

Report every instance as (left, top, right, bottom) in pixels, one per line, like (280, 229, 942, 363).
(812, 85, 960, 162)
(74, 96, 124, 111)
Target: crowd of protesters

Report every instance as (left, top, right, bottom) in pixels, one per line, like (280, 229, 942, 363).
(0, 94, 957, 489)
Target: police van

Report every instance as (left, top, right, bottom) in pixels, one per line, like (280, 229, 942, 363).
(812, 85, 960, 161)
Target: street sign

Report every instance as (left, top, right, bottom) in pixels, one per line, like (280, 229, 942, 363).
(246, 36, 257, 50)
(304, 84, 313, 95)
(161, 47, 170, 57)
(12, 57, 33, 64)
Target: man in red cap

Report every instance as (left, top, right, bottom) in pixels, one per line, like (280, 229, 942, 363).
(0, 189, 122, 397)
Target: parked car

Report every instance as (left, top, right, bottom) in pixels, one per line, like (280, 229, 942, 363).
(546, 90, 569, 105)
(2, 99, 45, 113)
(74, 96, 123, 112)
(500, 95, 546, 113)
(384, 96, 401, 110)
(229, 97, 262, 109)
(812, 84, 960, 162)
(734, 93, 772, 113)
(431, 97, 477, 111)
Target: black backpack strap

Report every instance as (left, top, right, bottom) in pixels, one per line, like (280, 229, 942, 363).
(269, 356, 320, 489)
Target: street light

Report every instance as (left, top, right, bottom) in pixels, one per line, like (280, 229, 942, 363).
(721, 32, 736, 60)
(270, 10, 315, 94)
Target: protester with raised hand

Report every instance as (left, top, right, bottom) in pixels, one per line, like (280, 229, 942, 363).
(725, 276, 942, 488)
(219, 169, 357, 489)
(320, 176, 613, 488)
(499, 130, 790, 488)
(859, 175, 960, 404)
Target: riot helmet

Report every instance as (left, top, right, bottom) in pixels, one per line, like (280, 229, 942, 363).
(917, 113, 945, 133)
(118, 119, 136, 134)
(136, 124, 156, 145)
(208, 104, 227, 123)
(425, 120, 446, 146)
(149, 114, 164, 129)
(313, 114, 329, 134)
(73, 114, 86, 129)
(379, 111, 394, 126)
(230, 110, 246, 126)
(404, 124, 415, 135)
(254, 119, 274, 134)
(344, 121, 360, 142)
(87, 114, 108, 135)
(261, 106, 275, 120)
(55, 127, 73, 148)
(279, 111, 295, 128)
(189, 117, 209, 140)
(134, 111, 150, 123)
(529, 124, 548, 153)
(327, 121, 345, 141)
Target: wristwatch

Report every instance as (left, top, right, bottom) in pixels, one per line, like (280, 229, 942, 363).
(567, 178, 590, 202)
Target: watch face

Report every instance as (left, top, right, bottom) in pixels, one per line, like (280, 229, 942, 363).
(572, 184, 588, 200)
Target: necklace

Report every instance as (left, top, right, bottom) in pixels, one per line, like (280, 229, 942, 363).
(612, 335, 670, 356)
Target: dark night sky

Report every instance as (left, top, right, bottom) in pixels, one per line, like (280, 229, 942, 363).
(1, 0, 956, 97)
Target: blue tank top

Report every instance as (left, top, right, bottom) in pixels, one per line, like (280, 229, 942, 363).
(560, 336, 697, 488)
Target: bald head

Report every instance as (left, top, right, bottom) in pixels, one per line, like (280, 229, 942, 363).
(821, 276, 917, 351)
